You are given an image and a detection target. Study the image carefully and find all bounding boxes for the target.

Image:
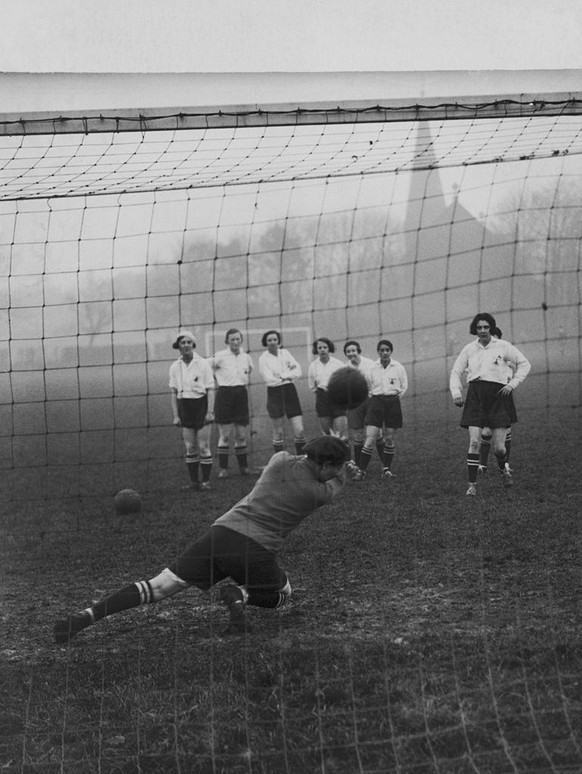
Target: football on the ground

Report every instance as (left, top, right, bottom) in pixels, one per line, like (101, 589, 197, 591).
(327, 367, 369, 410)
(114, 488, 142, 515)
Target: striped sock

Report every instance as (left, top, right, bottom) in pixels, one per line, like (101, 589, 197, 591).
(467, 453, 480, 483)
(88, 581, 151, 622)
(359, 447, 373, 471)
(186, 454, 200, 483)
(235, 444, 248, 470)
(272, 439, 285, 455)
(217, 445, 229, 470)
(200, 455, 213, 482)
(375, 440, 385, 465)
(479, 434, 491, 468)
(383, 442, 395, 470)
(294, 436, 306, 455)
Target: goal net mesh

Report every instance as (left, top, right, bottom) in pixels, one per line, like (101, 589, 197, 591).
(1, 99, 581, 774)
(1, 105, 580, 502)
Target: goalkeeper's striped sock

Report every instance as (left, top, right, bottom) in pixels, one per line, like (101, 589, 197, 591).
(89, 582, 150, 621)
(54, 582, 150, 644)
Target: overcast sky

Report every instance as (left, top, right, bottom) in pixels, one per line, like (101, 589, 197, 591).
(1, 0, 581, 73)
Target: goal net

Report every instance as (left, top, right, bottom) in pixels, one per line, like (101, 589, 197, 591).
(2, 93, 581, 774)
(0, 97, 581, 501)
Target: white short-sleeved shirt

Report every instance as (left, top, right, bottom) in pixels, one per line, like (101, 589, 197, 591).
(368, 359, 408, 397)
(169, 354, 214, 399)
(209, 348, 253, 387)
(449, 338, 531, 400)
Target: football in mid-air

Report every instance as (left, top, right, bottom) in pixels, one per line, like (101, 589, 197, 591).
(327, 367, 369, 410)
(114, 488, 142, 515)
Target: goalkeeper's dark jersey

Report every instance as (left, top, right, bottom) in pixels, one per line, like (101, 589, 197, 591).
(213, 451, 343, 554)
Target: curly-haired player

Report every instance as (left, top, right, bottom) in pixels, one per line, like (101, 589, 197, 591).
(450, 312, 531, 496)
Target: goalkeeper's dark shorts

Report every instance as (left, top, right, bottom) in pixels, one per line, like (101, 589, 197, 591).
(168, 526, 288, 608)
(460, 380, 517, 429)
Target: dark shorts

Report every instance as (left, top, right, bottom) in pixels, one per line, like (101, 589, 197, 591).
(267, 383, 303, 419)
(347, 397, 369, 430)
(178, 396, 208, 430)
(214, 385, 250, 426)
(460, 380, 517, 429)
(315, 388, 346, 420)
(168, 526, 287, 601)
(365, 394, 403, 429)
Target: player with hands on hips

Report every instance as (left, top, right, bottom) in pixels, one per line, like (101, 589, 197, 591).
(449, 312, 531, 496)
(54, 436, 353, 643)
(169, 331, 215, 491)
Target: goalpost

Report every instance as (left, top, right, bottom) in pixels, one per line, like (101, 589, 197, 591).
(0, 92, 581, 502)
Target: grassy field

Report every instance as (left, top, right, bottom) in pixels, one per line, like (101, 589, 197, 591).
(1, 406, 581, 774)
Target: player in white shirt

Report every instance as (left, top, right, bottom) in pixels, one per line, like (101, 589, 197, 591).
(353, 340, 408, 480)
(307, 337, 347, 439)
(343, 340, 374, 467)
(258, 330, 306, 456)
(209, 328, 254, 478)
(169, 331, 215, 490)
(449, 313, 531, 496)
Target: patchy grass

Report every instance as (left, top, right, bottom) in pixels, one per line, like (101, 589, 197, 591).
(1, 408, 581, 773)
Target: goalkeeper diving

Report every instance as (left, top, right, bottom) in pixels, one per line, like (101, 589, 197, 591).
(54, 436, 353, 642)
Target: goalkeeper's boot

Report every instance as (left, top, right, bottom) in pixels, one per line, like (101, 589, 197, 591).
(54, 612, 91, 644)
(466, 483, 477, 496)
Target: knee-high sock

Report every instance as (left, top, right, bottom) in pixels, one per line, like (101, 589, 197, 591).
(217, 444, 229, 470)
(200, 455, 213, 482)
(383, 442, 395, 470)
(186, 454, 200, 483)
(235, 444, 248, 470)
(479, 434, 492, 467)
(467, 453, 480, 483)
(359, 446, 373, 471)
